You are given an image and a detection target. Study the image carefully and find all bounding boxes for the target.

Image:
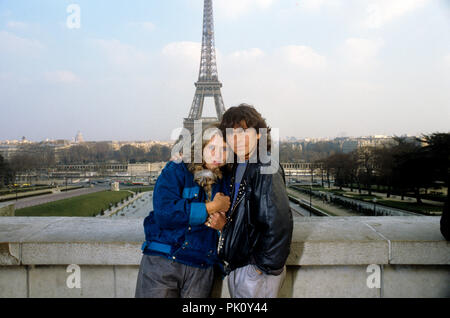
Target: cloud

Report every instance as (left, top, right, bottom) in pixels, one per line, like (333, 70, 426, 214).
(229, 48, 265, 60)
(162, 41, 201, 62)
(277, 45, 327, 69)
(364, 0, 431, 29)
(444, 54, 450, 67)
(0, 10, 12, 18)
(222, 48, 266, 79)
(128, 21, 156, 32)
(0, 31, 45, 56)
(215, 0, 277, 18)
(297, 0, 341, 11)
(92, 38, 149, 70)
(160, 42, 204, 81)
(6, 21, 28, 30)
(340, 37, 384, 66)
(44, 71, 80, 84)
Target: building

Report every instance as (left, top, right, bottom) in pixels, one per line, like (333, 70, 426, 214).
(75, 131, 84, 143)
(127, 162, 166, 177)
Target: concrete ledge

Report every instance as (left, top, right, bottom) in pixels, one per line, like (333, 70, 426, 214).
(2, 264, 449, 298)
(290, 218, 389, 265)
(0, 243, 20, 265)
(0, 216, 448, 266)
(0, 216, 449, 298)
(21, 243, 142, 265)
(0, 202, 14, 216)
(0, 266, 27, 297)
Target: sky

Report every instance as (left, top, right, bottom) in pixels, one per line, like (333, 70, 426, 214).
(0, 0, 449, 142)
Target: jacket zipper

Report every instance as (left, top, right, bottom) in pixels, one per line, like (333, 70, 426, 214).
(217, 164, 249, 256)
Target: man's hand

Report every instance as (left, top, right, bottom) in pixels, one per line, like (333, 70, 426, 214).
(206, 192, 230, 215)
(205, 211, 227, 231)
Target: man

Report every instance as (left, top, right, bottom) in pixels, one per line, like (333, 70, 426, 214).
(218, 104, 293, 298)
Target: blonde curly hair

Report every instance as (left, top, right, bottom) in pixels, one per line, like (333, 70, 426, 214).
(186, 123, 225, 202)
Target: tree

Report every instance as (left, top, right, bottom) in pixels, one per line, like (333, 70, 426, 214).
(417, 133, 450, 204)
(119, 145, 144, 163)
(60, 144, 90, 164)
(346, 151, 359, 192)
(372, 145, 396, 197)
(391, 137, 434, 203)
(321, 156, 333, 188)
(145, 144, 171, 162)
(91, 142, 113, 162)
(318, 133, 449, 206)
(326, 152, 353, 190)
(356, 146, 376, 195)
(9, 152, 37, 173)
(0, 155, 15, 187)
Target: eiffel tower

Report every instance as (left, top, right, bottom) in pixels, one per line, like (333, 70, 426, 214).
(183, 0, 226, 133)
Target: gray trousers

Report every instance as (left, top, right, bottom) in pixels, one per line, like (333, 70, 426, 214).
(135, 254, 214, 298)
(227, 264, 286, 298)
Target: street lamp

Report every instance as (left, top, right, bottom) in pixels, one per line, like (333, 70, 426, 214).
(309, 184, 312, 209)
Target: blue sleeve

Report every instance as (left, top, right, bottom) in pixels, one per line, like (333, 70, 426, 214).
(189, 203, 208, 226)
(152, 162, 207, 229)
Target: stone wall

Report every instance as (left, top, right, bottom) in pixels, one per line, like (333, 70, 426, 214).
(0, 203, 14, 217)
(0, 216, 449, 298)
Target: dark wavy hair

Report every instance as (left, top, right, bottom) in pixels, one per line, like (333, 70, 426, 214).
(219, 103, 271, 152)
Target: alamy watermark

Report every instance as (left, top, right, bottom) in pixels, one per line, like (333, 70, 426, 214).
(171, 121, 280, 175)
(66, 4, 81, 29)
(62, 263, 380, 292)
(66, 264, 81, 289)
(366, 264, 381, 289)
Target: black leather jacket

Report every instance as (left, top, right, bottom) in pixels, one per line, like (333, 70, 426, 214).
(217, 161, 293, 275)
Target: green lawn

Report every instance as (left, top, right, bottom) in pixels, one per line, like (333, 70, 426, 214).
(15, 190, 132, 217)
(0, 185, 53, 196)
(290, 185, 345, 195)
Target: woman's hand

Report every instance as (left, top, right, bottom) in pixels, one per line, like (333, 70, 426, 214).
(205, 211, 227, 230)
(206, 192, 230, 215)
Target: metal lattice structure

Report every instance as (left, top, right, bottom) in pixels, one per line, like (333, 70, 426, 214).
(184, 0, 226, 132)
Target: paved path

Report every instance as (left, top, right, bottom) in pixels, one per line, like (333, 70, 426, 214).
(108, 191, 153, 219)
(287, 188, 361, 217)
(289, 201, 317, 218)
(11, 186, 108, 210)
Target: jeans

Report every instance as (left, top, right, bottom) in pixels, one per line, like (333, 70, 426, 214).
(227, 264, 286, 298)
(135, 254, 214, 298)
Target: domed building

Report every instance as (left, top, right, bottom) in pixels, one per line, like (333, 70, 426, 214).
(75, 131, 84, 144)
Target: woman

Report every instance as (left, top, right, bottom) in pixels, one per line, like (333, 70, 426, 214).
(135, 126, 231, 298)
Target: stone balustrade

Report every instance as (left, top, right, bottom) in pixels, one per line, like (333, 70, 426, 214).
(0, 216, 449, 298)
(0, 203, 14, 217)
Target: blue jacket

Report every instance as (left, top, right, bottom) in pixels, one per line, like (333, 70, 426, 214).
(141, 161, 231, 268)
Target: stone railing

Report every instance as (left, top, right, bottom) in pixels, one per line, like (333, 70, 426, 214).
(0, 216, 449, 298)
(0, 203, 14, 216)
